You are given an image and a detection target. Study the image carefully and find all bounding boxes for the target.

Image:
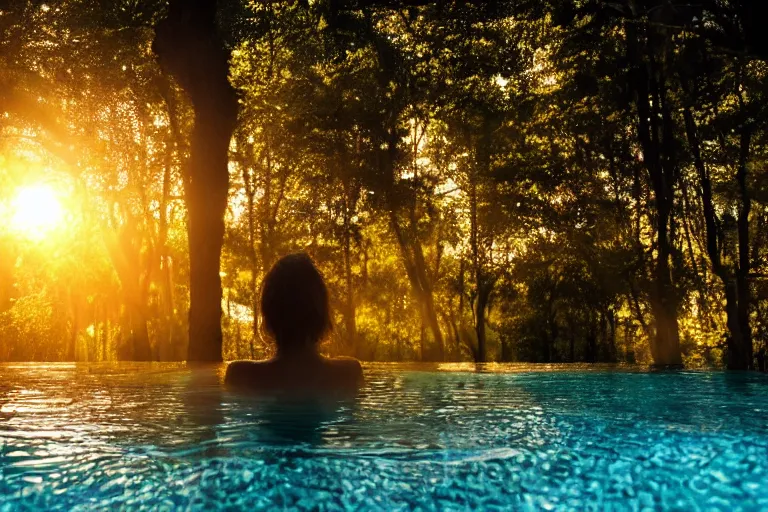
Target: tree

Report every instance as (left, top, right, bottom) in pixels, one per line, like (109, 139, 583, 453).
(153, 0, 238, 362)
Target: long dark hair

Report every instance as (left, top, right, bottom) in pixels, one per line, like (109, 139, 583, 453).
(260, 253, 332, 352)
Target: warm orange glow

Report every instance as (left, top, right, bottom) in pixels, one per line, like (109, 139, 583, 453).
(10, 184, 65, 241)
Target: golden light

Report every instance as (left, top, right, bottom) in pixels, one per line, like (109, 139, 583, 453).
(10, 184, 65, 241)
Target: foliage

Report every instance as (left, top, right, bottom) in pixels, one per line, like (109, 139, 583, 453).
(1, 0, 767, 368)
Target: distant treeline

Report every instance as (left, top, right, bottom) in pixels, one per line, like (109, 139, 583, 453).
(1, 1, 767, 369)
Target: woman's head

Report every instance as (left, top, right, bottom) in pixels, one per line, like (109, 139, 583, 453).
(260, 253, 332, 352)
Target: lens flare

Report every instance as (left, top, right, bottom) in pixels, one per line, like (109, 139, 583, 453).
(10, 185, 65, 241)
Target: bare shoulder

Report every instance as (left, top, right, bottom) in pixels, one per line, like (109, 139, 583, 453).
(224, 359, 273, 387)
(325, 356, 363, 381)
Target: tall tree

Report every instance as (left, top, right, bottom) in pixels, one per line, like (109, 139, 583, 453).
(153, 0, 238, 362)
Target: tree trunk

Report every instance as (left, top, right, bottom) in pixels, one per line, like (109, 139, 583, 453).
(343, 206, 357, 356)
(153, 0, 238, 362)
(625, 14, 681, 365)
(389, 212, 444, 360)
(682, 100, 750, 370)
(543, 291, 556, 363)
(422, 282, 444, 361)
(625, 317, 636, 363)
(129, 303, 152, 361)
(586, 314, 597, 363)
(103, 226, 152, 361)
(475, 284, 489, 363)
(604, 308, 617, 362)
(469, 163, 485, 362)
(260, 145, 274, 273)
(158, 121, 175, 358)
(159, 79, 185, 360)
(471, 112, 494, 363)
(241, 160, 258, 359)
(735, 124, 753, 369)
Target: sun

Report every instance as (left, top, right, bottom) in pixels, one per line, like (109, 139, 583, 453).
(10, 184, 65, 241)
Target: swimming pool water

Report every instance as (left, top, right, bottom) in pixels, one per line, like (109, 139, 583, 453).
(1, 363, 767, 510)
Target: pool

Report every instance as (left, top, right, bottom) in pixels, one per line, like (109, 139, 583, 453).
(1, 363, 767, 510)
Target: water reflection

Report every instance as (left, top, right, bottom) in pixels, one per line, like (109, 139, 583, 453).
(243, 395, 356, 445)
(1, 363, 768, 510)
(178, 364, 225, 456)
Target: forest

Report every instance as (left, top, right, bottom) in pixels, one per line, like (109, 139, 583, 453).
(0, 0, 767, 370)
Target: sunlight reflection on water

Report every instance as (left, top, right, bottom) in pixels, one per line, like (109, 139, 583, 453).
(0, 363, 767, 510)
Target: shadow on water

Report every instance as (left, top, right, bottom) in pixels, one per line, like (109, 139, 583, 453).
(178, 363, 226, 455)
(222, 384, 361, 450)
(253, 394, 357, 446)
(175, 363, 360, 451)
(721, 369, 768, 394)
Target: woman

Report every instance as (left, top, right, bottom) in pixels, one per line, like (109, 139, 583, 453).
(225, 253, 363, 392)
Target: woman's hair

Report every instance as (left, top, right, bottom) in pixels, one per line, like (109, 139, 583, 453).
(260, 253, 332, 351)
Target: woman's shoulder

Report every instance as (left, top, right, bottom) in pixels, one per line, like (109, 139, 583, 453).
(325, 355, 362, 367)
(323, 356, 363, 381)
(224, 359, 275, 387)
(224, 356, 363, 391)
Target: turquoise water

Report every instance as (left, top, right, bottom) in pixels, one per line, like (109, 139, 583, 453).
(1, 363, 767, 511)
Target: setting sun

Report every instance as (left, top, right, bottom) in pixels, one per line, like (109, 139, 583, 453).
(11, 184, 65, 240)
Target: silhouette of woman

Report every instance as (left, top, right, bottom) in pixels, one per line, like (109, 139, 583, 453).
(225, 253, 362, 392)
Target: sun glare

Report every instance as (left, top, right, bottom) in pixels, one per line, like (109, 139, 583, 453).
(11, 185, 65, 241)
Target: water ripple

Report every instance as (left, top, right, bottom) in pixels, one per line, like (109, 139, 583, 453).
(1, 363, 767, 510)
